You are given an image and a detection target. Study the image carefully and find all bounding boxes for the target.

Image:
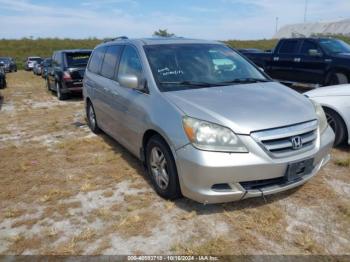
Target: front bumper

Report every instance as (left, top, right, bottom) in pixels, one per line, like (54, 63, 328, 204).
(175, 126, 334, 204)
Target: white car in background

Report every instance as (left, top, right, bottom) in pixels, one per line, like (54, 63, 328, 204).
(306, 85, 350, 146)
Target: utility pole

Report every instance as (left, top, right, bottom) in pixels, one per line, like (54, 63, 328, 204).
(304, 0, 308, 23)
(275, 17, 279, 34)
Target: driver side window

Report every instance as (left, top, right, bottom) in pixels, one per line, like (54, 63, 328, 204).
(118, 46, 143, 81)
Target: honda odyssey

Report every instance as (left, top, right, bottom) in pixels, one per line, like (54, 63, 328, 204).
(83, 37, 335, 204)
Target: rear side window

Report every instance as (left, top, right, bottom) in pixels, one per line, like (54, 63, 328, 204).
(100, 45, 124, 79)
(66, 52, 91, 67)
(118, 46, 143, 80)
(278, 40, 299, 54)
(300, 41, 322, 55)
(88, 46, 107, 74)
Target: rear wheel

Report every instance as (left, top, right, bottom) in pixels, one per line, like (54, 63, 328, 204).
(0, 78, 5, 89)
(324, 107, 347, 146)
(86, 101, 101, 134)
(56, 82, 68, 100)
(146, 135, 182, 200)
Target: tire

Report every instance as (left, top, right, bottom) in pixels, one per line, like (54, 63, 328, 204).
(0, 78, 4, 89)
(56, 81, 68, 100)
(324, 107, 347, 146)
(47, 78, 51, 91)
(327, 72, 349, 86)
(146, 135, 182, 200)
(86, 101, 101, 134)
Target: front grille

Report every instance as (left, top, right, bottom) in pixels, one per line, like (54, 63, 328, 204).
(251, 120, 318, 158)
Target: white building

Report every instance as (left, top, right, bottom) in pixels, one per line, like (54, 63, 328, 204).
(274, 19, 350, 39)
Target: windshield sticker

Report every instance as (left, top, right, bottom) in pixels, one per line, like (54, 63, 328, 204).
(158, 67, 184, 76)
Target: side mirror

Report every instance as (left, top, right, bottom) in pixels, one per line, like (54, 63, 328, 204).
(309, 49, 322, 57)
(259, 67, 265, 72)
(119, 74, 144, 90)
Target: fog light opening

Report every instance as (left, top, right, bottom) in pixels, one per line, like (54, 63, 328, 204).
(211, 183, 232, 192)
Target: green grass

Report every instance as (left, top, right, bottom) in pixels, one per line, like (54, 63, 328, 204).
(0, 38, 101, 69)
(1, 35, 350, 69)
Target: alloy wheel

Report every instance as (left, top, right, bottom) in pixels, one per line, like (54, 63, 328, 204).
(150, 147, 169, 190)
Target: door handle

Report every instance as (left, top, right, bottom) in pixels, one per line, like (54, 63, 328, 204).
(294, 58, 301, 63)
(273, 57, 279, 61)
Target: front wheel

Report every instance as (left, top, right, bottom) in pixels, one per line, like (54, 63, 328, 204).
(327, 72, 349, 86)
(324, 108, 347, 146)
(146, 135, 182, 200)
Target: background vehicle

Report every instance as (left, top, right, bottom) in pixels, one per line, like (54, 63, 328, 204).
(25, 57, 42, 71)
(33, 61, 42, 75)
(41, 58, 52, 79)
(47, 49, 92, 100)
(0, 57, 17, 72)
(83, 37, 334, 204)
(306, 85, 350, 146)
(0, 62, 6, 88)
(243, 38, 350, 87)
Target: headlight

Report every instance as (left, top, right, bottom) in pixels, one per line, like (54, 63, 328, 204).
(311, 100, 328, 134)
(182, 116, 248, 153)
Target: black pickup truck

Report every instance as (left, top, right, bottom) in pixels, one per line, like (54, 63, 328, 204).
(243, 38, 350, 87)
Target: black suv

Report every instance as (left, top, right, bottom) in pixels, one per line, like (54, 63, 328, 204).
(0, 57, 17, 73)
(47, 49, 92, 100)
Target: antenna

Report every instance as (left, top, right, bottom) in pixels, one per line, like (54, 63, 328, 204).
(304, 0, 308, 23)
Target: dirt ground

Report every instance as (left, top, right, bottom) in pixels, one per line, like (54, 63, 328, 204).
(0, 71, 349, 255)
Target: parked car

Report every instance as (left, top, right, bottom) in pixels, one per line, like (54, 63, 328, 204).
(0, 57, 17, 72)
(306, 85, 350, 146)
(25, 57, 42, 71)
(243, 38, 350, 87)
(47, 49, 92, 100)
(33, 61, 42, 75)
(0, 61, 6, 89)
(41, 58, 52, 79)
(83, 37, 335, 204)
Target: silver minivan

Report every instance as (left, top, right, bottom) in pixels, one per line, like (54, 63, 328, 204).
(83, 37, 335, 204)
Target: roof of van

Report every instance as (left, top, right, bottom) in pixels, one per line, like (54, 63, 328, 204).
(102, 37, 222, 46)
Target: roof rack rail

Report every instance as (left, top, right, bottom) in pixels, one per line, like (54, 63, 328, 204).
(103, 36, 128, 43)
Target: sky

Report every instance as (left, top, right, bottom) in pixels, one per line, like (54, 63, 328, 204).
(0, 0, 349, 40)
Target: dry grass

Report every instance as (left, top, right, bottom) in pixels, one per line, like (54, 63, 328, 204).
(334, 158, 350, 167)
(0, 71, 349, 255)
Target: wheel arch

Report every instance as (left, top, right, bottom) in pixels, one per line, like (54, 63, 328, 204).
(322, 105, 349, 142)
(141, 129, 177, 164)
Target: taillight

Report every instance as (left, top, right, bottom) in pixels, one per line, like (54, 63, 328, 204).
(63, 71, 72, 81)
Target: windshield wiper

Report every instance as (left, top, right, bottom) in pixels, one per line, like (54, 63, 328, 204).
(220, 78, 271, 84)
(159, 81, 221, 87)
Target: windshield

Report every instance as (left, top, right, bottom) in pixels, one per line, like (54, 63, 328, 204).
(144, 44, 268, 91)
(319, 39, 350, 54)
(66, 52, 91, 67)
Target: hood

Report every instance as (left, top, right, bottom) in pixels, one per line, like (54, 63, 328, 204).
(306, 84, 350, 97)
(164, 82, 317, 134)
